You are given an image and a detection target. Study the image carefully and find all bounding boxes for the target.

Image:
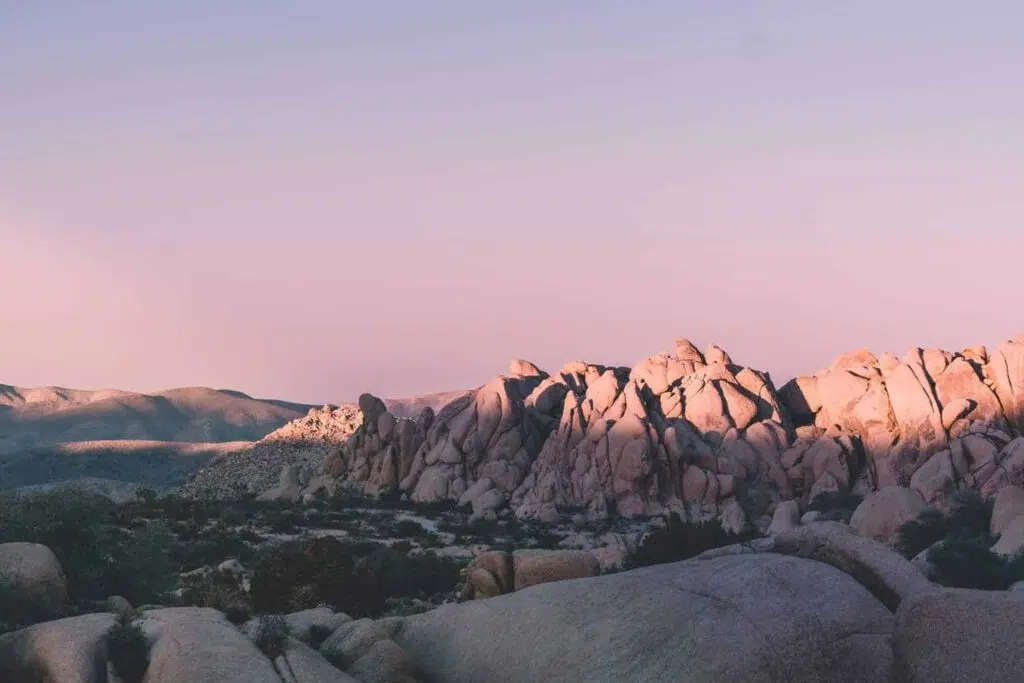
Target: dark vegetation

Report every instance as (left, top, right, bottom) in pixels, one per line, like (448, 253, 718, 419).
(895, 489, 1024, 590)
(0, 486, 483, 633)
(252, 614, 291, 661)
(624, 513, 763, 569)
(106, 615, 151, 683)
(806, 490, 864, 523)
(895, 489, 995, 559)
(249, 535, 463, 618)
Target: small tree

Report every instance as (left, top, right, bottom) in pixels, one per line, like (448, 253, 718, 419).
(106, 616, 151, 683)
(625, 513, 762, 569)
(252, 614, 291, 660)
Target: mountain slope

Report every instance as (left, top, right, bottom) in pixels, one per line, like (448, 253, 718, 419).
(0, 385, 317, 455)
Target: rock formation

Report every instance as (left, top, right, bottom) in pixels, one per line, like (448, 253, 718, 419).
(458, 549, 601, 600)
(183, 405, 363, 498)
(259, 336, 1024, 528)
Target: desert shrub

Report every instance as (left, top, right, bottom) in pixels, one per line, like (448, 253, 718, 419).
(926, 538, 1023, 590)
(390, 540, 414, 555)
(392, 519, 427, 538)
(0, 490, 176, 606)
(358, 547, 463, 601)
(307, 623, 333, 649)
(806, 490, 863, 523)
(171, 523, 260, 572)
(106, 617, 151, 683)
(625, 513, 762, 569)
(250, 536, 364, 615)
(252, 614, 291, 660)
(0, 580, 62, 634)
(896, 508, 949, 559)
(249, 536, 463, 618)
(179, 569, 252, 624)
(896, 489, 996, 559)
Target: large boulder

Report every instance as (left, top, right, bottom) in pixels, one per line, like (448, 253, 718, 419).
(893, 588, 1024, 682)
(771, 522, 936, 611)
(283, 608, 352, 646)
(394, 553, 894, 683)
(511, 549, 601, 592)
(345, 638, 424, 683)
(459, 551, 514, 600)
(989, 485, 1024, 536)
(0, 613, 115, 683)
(141, 607, 282, 683)
(767, 500, 801, 535)
(850, 487, 927, 545)
(0, 543, 68, 612)
(274, 638, 360, 683)
(990, 514, 1024, 556)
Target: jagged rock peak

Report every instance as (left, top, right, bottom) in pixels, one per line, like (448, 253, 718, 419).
(508, 360, 547, 379)
(358, 393, 388, 423)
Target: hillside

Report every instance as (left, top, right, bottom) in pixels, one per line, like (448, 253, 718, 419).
(0, 439, 252, 492)
(0, 383, 470, 495)
(0, 385, 315, 455)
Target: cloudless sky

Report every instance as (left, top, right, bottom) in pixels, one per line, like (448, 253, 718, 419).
(2, 1, 1023, 404)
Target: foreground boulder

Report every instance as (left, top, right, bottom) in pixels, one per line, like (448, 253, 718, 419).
(893, 588, 1024, 683)
(459, 549, 601, 600)
(850, 487, 927, 545)
(141, 608, 281, 683)
(396, 553, 894, 683)
(0, 543, 68, 612)
(0, 613, 115, 683)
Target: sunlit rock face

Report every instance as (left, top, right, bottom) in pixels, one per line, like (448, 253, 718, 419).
(309, 336, 1024, 526)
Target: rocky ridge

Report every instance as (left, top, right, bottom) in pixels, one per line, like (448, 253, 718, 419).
(182, 405, 363, 498)
(232, 336, 1024, 530)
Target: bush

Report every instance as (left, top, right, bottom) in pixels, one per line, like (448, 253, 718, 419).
(307, 623, 333, 649)
(252, 614, 291, 660)
(926, 538, 1024, 590)
(0, 490, 176, 606)
(806, 491, 864, 523)
(358, 547, 463, 601)
(106, 617, 151, 683)
(896, 489, 996, 559)
(392, 519, 427, 538)
(249, 536, 464, 618)
(0, 580, 62, 634)
(625, 513, 762, 569)
(179, 569, 252, 624)
(896, 508, 949, 559)
(249, 536, 365, 616)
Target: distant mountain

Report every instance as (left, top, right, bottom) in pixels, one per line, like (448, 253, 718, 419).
(0, 382, 469, 496)
(0, 385, 316, 455)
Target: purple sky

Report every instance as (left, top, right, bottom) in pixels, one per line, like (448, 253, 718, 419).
(2, 2, 1023, 404)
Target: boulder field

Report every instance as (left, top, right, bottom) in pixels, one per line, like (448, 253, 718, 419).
(239, 335, 1024, 531)
(5, 525, 1023, 682)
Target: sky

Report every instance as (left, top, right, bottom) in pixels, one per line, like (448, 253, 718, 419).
(2, 1, 1023, 405)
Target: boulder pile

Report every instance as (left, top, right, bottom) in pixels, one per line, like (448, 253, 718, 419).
(270, 336, 1024, 528)
(183, 404, 363, 498)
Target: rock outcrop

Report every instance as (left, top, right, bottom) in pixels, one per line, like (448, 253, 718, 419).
(142, 608, 283, 683)
(893, 588, 1024, 683)
(0, 612, 115, 683)
(459, 549, 601, 600)
(394, 553, 895, 683)
(0, 542, 68, 613)
(183, 405, 363, 498)
(259, 336, 1024, 529)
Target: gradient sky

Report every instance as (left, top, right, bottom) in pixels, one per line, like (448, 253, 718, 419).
(2, 1, 1023, 404)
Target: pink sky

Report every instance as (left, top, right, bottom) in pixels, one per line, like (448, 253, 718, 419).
(2, 2, 1023, 404)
